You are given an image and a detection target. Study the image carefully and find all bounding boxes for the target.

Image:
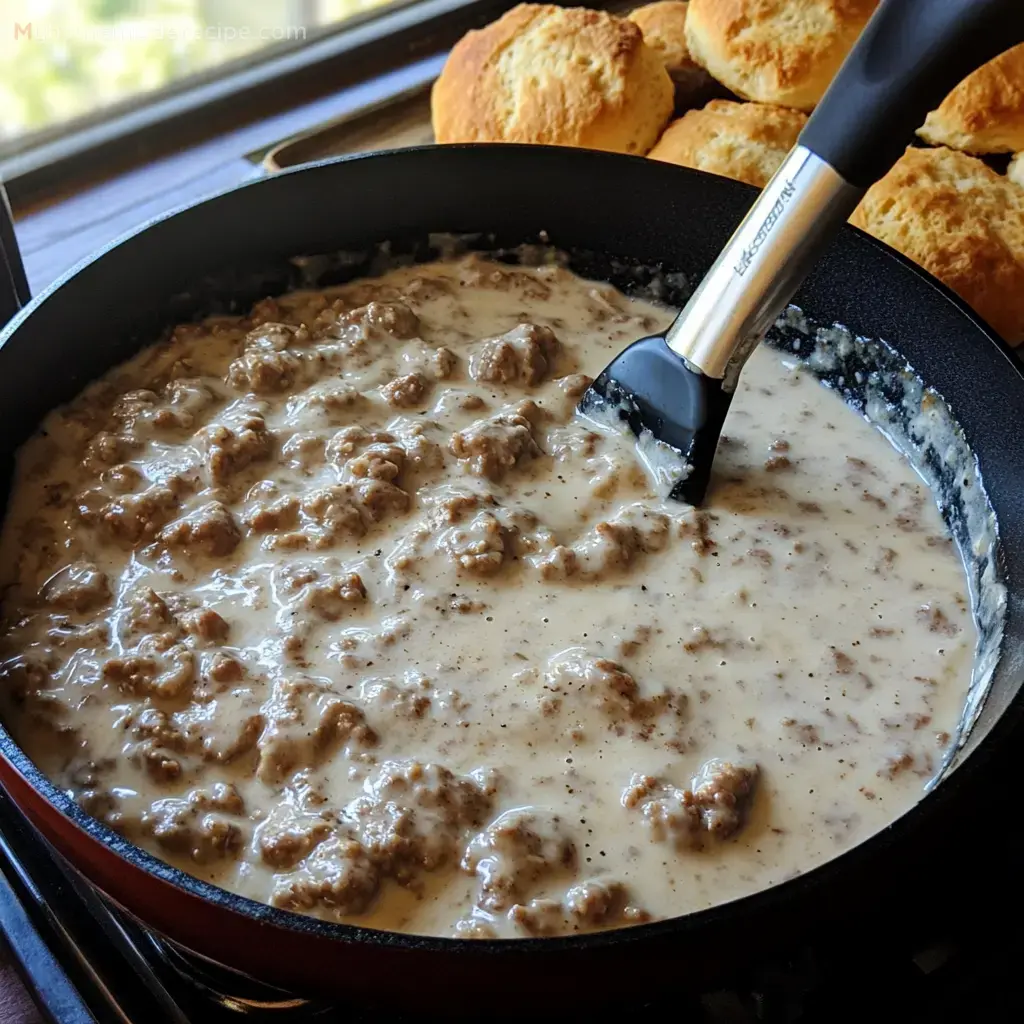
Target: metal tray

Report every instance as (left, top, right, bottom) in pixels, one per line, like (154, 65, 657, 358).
(263, 80, 435, 171)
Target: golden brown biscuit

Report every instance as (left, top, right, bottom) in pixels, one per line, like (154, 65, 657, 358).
(850, 146, 1024, 346)
(685, 0, 878, 111)
(917, 44, 1024, 154)
(628, 1, 733, 109)
(1008, 152, 1024, 190)
(628, 1, 692, 74)
(647, 100, 806, 188)
(431, 4, 674, 154)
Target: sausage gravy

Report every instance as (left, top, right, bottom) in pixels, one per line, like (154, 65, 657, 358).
(0, 256, 975, 938)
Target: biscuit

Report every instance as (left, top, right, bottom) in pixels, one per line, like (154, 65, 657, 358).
(629, 2, 692, 74)
(647, 99, 806, 188)
(850, 146, 1024, 346)
(431, 4, 674, 154)
(684, 0, 878, 111)
(1008, 152, 1024, 190)
(917, 44, 1024, 154)
(628, 1, 734, 109)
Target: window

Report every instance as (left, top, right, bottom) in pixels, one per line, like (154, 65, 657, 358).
(1, 0, 400, 158)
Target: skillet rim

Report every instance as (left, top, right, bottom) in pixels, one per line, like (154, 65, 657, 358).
(0, 142, 1021, 959)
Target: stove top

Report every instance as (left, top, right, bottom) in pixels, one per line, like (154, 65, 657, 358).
(0, 780, 1020, 1024)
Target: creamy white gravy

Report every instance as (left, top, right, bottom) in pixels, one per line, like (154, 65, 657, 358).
(0, 256, 974, 939)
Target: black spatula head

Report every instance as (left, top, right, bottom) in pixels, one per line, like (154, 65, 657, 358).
(577, 333, 733, 507)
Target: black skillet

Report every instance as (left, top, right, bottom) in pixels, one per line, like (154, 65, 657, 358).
(0, 143, 1021, 1006)
(0, 27, 1023, 1024)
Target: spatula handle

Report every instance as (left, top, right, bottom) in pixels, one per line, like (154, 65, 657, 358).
(665, 0, 1024, 381)
(801, 0, 1024, 189)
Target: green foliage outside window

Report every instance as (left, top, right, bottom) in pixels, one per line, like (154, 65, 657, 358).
(1, 0, 393, 146)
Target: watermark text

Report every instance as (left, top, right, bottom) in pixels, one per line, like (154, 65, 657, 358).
(13, 21, 308, 44)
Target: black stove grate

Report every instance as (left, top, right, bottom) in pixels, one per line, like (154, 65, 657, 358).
(135, 931, 333, 1019)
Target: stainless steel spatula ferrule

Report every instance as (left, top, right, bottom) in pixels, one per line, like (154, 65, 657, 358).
(666, 148, 860, 385)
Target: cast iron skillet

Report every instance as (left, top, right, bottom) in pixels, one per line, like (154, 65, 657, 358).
(0, 146, 1021, 1004)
